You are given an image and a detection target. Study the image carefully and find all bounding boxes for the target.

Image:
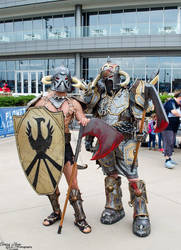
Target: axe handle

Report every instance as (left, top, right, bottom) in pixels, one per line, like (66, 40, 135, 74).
(58, 161, 77, 234)
(131, 109, 146, 171)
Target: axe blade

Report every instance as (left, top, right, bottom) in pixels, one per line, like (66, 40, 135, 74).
(145, 84, 169, 133)
(82, 118, 124, 160)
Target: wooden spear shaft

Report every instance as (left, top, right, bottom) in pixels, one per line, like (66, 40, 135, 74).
(57, 161, 77, 234)
(131, 109, 146, 171)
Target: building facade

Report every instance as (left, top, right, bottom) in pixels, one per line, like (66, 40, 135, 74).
(0, 0, 181, 94)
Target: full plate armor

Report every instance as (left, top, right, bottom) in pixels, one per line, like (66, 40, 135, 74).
(73, 59, 168, 237)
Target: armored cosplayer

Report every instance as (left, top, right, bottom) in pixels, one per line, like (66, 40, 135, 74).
(73, 58, 168, 237)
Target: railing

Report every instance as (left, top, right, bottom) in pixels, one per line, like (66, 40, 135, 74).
(0, 23, 179, 43)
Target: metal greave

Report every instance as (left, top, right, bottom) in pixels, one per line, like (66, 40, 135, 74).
(128, 180, 149, 217)
(105, 176, 123, 210)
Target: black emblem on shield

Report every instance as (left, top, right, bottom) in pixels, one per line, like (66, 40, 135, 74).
(25, 117, 62, 189)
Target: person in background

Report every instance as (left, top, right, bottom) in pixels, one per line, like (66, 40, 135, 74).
(148, 114, 156, 150)
(162, 91, 181, 169)
(157, 132, 164, 152)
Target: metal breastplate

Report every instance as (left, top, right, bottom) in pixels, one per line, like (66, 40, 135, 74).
(97, 89, 129, 126)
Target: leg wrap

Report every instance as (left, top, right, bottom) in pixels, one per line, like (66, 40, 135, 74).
(129, 180, 150, 237)
(105, 176, 123, 210)
(47, 189, 60, 214)
(101, 176, 125, 225)
(69, 189, 86, 222)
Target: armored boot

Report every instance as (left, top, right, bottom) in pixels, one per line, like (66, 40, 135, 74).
(43, 189, 61, 226)
(69, 189, 91, 233)
(129, 180, 151, 237)
(100, 176, 125, 225)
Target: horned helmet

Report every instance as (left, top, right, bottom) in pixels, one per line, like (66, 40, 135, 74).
(42, 65, 73, 93)
(99, 57, 130, 94)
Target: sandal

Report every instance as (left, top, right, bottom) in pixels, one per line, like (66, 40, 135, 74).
(43, 212, 61, 226)
(74, 220, 91, 234)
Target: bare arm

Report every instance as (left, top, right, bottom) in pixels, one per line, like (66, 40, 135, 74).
(73, 99, 90, 126)
(171, 109, 181, 117)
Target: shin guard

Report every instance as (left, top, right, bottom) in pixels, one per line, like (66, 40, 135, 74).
(47, 188, 61, 214)
(101, 176, 125, 224)
(129, 180, 150, 237)
(69, 189, 86, 222)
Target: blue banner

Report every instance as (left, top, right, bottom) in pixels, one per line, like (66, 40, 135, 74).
(0, 107, 26, 137)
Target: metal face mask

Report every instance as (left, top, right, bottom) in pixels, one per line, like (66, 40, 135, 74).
(51, 66, 72, 93)
(100, 63, 120, 94)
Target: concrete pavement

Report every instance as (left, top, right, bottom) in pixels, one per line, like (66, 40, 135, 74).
(0, 132, 181, 250)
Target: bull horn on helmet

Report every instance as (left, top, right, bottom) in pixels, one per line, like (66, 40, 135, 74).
(90, 73, 101, 89)
(119, 70, 130, 87)
(71, 76, 88, 91)
(41, 75, 53, 84)
(149, 73, 159, 86)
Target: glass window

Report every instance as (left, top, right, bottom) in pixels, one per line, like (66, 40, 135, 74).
(19, 60, 29, 70)
(159, 68, 171, 93)
(31, 72, 36, 93)
(122, 9, 137, 35)
(172, 57, 181, 68)
(0, 22, 4, 32)
(163, 8, 178, 34)
(146, 57, 160, 68)
(14, 20, 23, 31)
(99, 11, 111, 25)
(111, 10, 123, 36)
(17, 72, 21, 93)
(4, 21, 13, 32)
(7, 72, 14, 92)
(33, 18, 42, 31)
(6, 61, 15, 70)
(88, 12, 98, 26)
(0, 61, 6, 70)
(64, 14, 75, 27)
(160, 57, 172, 68)
(121, 57, 134, 69)
(54, 15, 64, 28)
(150, 8, 163, 34)
(23, 72, 28, 93)
(137, 8, 149, 35)
(38, 72, 44, 93)
(23, 19, 33, 32)
(172, 69, 181, 91)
